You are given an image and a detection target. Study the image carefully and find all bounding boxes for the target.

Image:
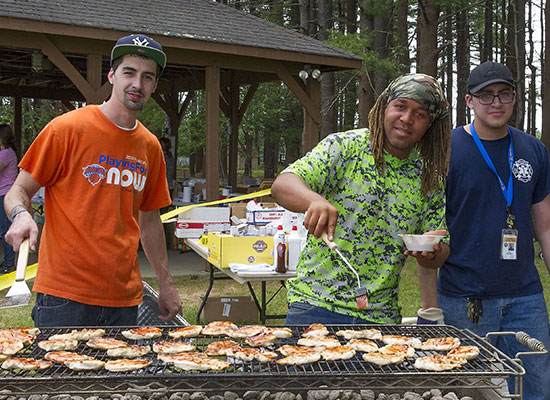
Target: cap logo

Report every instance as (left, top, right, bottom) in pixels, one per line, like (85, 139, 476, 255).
(133, 37, 150, 47)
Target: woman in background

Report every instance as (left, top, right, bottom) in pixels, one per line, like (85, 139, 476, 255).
(0, 124, 18, 274)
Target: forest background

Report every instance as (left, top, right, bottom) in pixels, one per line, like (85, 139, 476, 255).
(0, 0, 548, 179)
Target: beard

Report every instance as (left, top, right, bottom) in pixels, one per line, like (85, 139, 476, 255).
(123, 91, 146, 111)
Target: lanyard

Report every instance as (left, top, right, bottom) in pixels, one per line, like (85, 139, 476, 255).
(470, 122, 514, 209)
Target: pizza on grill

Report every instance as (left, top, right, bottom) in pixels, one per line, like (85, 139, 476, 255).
(227, 347, 279, 362)
(227, 325, 265, 339)
(416, 337, 461, 351)
(321, 345, 356, 361)
(44, 351, 95, 364)
(159, 352, 231, 371)
(168, 325, 203, 338)
(0, 339, 25, 355)
(152, 341, 196, 354)
(297, 335, 340, 348)
(336, 328, 381, 340)
(302, 323, 329, 337)
(1, 357, 52, 370)
(121, 326, 163, 340)
(265, 327, 293, 339)
(50, 328, 105, 341)
(104, 358, 153, 372)
(201, 321, 238, 336)
(378, 343, 415, 358)
(86, 337, 127, 350)
(106, 344, 151, 358)
(37, 339, 79, 352)
(447, 345, 480, 360)
(245, 331, 278, 347)
(205, 340, 241, 356)
(381, 335, 421, 347)
(347, 338, 378, 353)
(362, 352, 405, 366)
(414, 354, 468, 371)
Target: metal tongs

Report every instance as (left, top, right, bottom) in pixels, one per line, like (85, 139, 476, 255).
(321, 232, 368, 309)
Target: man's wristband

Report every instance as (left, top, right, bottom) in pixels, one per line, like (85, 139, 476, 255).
(11, 208, 30, 222)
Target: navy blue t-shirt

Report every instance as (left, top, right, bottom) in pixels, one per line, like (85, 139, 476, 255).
(439, 125, 550, 298)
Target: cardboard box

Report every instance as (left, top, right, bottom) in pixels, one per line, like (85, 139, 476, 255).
(207, 233, 274, 268)
(201, 296, 257, 323)
(229, 203, 247, 220)
(246, 204, 286, 225)
(176, 207, 230, 238)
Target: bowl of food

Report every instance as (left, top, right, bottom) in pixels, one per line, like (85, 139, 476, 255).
(399, 234, 444, 252)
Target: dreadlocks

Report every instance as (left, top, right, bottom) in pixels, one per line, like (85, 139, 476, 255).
(368, 74, 451, 196)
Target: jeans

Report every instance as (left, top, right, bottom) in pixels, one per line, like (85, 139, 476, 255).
(0, 195, 14, 266)
(32, 293, 138, 327)
(439, 292, 550, 400)
(285, 302, 375, 325)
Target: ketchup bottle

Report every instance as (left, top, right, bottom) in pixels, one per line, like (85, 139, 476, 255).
(275, 225, 287, 273)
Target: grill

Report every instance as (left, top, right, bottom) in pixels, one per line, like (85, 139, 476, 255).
(1, 324, 524, 399)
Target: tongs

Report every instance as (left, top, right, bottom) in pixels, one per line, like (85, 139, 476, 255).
(321, 232, 368, 309)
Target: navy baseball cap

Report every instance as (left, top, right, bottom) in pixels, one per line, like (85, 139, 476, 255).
(111, 34, 166, 70)
(467, 61, 515, 94)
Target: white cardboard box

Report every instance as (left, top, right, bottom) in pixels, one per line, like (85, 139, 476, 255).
(176, 207, 230, 238)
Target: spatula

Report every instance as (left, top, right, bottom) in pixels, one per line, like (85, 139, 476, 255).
(321, 232, 368, 309)
(0, 238, 31, 309)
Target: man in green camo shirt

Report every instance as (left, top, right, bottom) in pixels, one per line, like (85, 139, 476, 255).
(272, 73, 451, 324)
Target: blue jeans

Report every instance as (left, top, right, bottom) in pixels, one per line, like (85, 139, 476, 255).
(0, 195, 14, 266)
(439, 292, 550, 400)
(32, 293, 138, 327)
(285, 302, 376, 325)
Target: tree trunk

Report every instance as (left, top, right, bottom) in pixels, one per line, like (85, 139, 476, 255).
(319, 0, 337, 138)
(396, 0, 410, 73)
(444, 5, 453, 123)
(482, 0, 493, 62)
(541, 0, 550, 152)
(358, 2, 375, 128)
(416, 0, 440, 76)
(263, 134, 278, 179)
(526, 0, 536, 135)
(455, 5, 469, 126)
(373, 2, 392, 94)
(343, 0, 358, 131)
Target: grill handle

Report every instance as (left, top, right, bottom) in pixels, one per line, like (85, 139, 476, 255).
(486, 330, 548, 359)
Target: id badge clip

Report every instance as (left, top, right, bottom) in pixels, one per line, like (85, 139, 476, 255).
(501, 207, 517, 260)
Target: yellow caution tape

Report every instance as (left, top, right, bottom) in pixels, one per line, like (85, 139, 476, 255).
(160, 188, 271, 222)
(0, 263, 38, 291)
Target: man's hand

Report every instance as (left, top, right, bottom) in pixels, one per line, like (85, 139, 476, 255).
(157, 282, 183, 321)
(404, 230, 448, 269)
(5, 210, 39, 252)
(304, 199, 339, 240)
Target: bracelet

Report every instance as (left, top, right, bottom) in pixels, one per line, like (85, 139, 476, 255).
(11, 209, 29, 222)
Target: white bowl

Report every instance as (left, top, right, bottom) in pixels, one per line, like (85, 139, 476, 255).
(399, 234, 443, 252)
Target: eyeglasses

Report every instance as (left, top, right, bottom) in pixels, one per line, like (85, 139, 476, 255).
(472, 91, 515, 105)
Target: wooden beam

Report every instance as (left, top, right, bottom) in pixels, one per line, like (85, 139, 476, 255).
(0, 83, 85, 101)
(238, 83, 258, 125)
(228, 77, 239, 188)
(302, 78, 321, 154)
(205, 65, 220, 201)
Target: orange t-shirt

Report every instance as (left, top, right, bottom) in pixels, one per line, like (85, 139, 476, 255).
(20, 105, 171, 307)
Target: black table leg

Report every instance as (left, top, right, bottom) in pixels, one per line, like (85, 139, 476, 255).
(196, 261, 215, 323)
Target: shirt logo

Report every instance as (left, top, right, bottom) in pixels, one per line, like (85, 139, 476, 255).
(512, 159, 533, 183)
(82, 164, 107, 186)
(133, 37, 150, 47)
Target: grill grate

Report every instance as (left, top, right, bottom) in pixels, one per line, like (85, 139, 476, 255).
(0, 324, 523, 396)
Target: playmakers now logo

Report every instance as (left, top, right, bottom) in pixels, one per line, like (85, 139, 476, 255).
(82, 154, 147, 191)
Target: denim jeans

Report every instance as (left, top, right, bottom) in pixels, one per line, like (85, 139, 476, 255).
(32, 293, 138, 327)
(439, 292, 550, 400)
(285, 302, 375, 325)
(0, 195, 14, 266)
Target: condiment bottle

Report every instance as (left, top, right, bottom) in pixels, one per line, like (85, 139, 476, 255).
(274, 225, 287, 273)
(287, 225, 301, 271)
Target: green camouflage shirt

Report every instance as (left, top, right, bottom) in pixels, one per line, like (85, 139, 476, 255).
(284, 128, 445, 323)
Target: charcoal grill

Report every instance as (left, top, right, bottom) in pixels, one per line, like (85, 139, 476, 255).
(0, 324, 528, 399)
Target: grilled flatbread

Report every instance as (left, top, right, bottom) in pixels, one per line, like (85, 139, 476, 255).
(121, 326, 162, 340)
(106, 344, 151, 358)
(347, 338, 378, 353)
(65, 358, 105, 371)
(159, 352, 230, 371)
(265, 327, 293, 339)
(302, 323, 329, 337)
(381, 335, 421, 347)
(0, 339, 25, 355)
(1, 357, 52, 370)
(104, 358, 153, 372)
(378, 343, 415, 358)
(202, 321, 238, 336)
(50, 328, 105, 341)
(245, 331, 278, 347)
(276, 352, 321, 365)
(416, 337, 461, 351)
(362, 352, 405, 366)
(168, 325, 203, 338)
(44, 351, 95, 364)
(297, 335, 340, 348)
(447, 345, 480, 360)
(87, 337, 127, 350)
(414, 354, 467, 371)
(37, 339, 79, 352)
(227, 347, 279, 362)
(227, 325, 265, 339)
(321, 345, 356, 361)
(152, 341, 195, 354)
(336, 328, 382, 340)
(205, 340, 241, 356)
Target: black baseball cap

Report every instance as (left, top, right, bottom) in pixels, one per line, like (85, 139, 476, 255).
(467, 61, 514, 94)
(111, 34, 166, 71)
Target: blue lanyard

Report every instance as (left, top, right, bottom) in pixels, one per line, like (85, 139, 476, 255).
(470, 123, 514, 208)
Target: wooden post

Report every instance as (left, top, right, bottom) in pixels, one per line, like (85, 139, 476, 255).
(14, 96, 22, 158)
(229, 77, 239, 189)
(205, 65, 220, 201)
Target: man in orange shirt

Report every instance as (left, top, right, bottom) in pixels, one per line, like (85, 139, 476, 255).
(4, 34, 183, 327)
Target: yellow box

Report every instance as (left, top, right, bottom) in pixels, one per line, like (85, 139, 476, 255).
(207, 233, 274, 268)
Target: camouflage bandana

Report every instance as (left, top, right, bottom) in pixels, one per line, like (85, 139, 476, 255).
(384, 73, 449, 122)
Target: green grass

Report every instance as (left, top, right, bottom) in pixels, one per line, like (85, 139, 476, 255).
(2, 244, 549, 327)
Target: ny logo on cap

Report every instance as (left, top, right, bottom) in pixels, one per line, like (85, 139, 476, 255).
(133, 37, 150, 47)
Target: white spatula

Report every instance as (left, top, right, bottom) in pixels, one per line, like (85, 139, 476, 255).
(0, 238, 31, 308)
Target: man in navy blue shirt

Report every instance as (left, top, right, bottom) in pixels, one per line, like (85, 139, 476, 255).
(437, 61, 550, 399)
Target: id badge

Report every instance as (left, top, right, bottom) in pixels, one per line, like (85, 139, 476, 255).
(500, 229, 518, 260)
